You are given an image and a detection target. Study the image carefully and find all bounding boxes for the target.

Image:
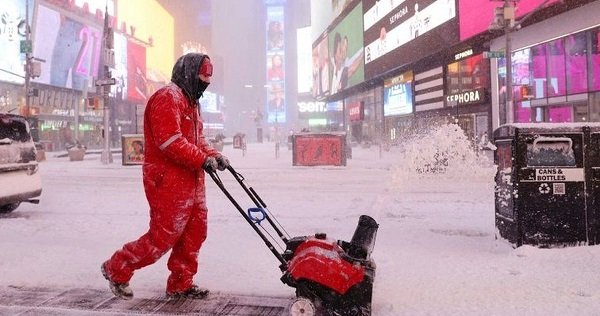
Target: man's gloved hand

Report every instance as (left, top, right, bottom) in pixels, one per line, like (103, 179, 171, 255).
(203, 157, 218, 172)
(216, 155, 230, 171)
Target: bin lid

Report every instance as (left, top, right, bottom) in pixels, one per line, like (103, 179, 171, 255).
(494, 123, 600, 139)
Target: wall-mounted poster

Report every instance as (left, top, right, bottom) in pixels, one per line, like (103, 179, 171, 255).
(121, 134, 144, 165)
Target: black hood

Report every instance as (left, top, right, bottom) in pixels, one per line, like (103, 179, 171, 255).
(171, 53, 210, 105)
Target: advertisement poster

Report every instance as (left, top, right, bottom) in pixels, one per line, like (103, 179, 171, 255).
(328, 2, 364, 96)
(32, 4, 102, 91)
(127, 41, 147, 102)
(384, 71, 413, 116)
(121, 134, 144, 165)
(362, 0, 457, 79)
(0, 0, 32, 84)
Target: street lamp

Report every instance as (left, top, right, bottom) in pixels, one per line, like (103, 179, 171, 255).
(489, 0, 517, 124)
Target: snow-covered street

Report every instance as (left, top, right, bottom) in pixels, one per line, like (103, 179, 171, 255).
(2, 133, 600, 315)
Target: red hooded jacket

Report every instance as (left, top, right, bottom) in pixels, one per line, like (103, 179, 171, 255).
(142, 83, 219, 205)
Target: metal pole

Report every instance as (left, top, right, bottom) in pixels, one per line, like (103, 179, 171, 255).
(24, 0, 31, 118)
(100, 6, 113, 164)
(505, 0, 514, 124)
(275, 109, 279, 159)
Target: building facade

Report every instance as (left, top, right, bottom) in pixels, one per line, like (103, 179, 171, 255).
(308, 0, 599, 147)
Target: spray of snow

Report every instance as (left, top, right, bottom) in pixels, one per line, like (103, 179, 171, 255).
(390, 123, 496, 184)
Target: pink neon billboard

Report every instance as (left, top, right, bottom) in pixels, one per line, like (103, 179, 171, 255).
(459, 0, 561, 41)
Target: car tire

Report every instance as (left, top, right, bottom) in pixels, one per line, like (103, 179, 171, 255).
(0, 203, 21, 214)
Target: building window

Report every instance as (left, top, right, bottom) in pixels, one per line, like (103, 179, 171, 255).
(531, 45, 547, 98)
(566, 33, 588, 94)
(547, 39, 566, 97)
(515, 101, 532, 123)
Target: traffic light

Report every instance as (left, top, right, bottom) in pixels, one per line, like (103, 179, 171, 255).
(87, 97, 100, 110)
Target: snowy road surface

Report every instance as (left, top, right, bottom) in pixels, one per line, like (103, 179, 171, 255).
(2, 131, 600, 315)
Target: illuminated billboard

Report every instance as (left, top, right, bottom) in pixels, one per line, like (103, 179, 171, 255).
(459, 0, 561, 41)
(327, 2, 364, 96)
(266, 5, 286, 124)
(384, 71, 413, 116)
(32, 4, 102, 91)
(0, 0, 32, 84)
(127, 41, 147, 102)
(297, 26, 312, 94)
(363, 0, 458, 79)
(312, 34, 329, 98)
(310, 0, 360, 41)
(118, 0, 174, 78)
(111, 32, 128, 99)
(312, 1, 364, 99)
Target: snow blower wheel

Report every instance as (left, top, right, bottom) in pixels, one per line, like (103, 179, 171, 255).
(290, 297, 316, 316)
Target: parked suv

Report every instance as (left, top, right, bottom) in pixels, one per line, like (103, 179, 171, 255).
(0, 113, 42, 213)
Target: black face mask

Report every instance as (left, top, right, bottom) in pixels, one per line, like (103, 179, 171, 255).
(196, 80, 210, 99)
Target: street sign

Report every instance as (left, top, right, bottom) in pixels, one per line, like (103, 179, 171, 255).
(483, 51, 505, 59)
(95, 78, 116, 86)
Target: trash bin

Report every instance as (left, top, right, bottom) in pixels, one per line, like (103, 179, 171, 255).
(494, 123, 600, 247)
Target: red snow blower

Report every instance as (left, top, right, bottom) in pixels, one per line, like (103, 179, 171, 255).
(207, 166, 379, 316)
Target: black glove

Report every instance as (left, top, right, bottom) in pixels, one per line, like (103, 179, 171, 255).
(216, 155, 230, 171)
(203, 157, 218, 172)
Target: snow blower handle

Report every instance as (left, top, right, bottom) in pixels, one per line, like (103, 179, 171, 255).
(206, 166, 289, 269)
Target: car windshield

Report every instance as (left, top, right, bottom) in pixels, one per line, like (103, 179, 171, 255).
(0, 116, 30, 143)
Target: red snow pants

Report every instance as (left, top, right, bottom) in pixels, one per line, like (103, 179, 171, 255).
(103, 199, 208, 294)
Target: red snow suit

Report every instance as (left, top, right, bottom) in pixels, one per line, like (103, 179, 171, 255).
(104, 79, 219, 293)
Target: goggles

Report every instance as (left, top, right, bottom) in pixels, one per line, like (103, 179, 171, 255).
(199, 58, 213, 77)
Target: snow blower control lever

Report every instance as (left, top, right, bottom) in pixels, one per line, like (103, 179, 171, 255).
(207, 166, 379, 316)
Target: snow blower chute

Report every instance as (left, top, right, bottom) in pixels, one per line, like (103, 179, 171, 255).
(207, 166, 379, 316)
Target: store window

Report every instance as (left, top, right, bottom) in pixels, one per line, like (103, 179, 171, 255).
(548, 105, 572, 122)
(446, 54, 489, 94)
(515, 101, 532, 123)
(566, 33, 588, 94)
(547, 39, 566, 97)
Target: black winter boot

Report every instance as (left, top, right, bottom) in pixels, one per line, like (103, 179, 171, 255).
(166, 285, 210, 299)
(101, 261, 133, 300)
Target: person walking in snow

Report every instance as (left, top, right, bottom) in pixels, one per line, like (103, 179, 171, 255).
(101, 53, 229, 300)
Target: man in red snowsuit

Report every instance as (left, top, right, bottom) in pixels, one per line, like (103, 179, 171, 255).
(101, 53, 229, 300)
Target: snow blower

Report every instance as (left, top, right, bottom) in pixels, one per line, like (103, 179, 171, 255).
(207, 166, 379, 316)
